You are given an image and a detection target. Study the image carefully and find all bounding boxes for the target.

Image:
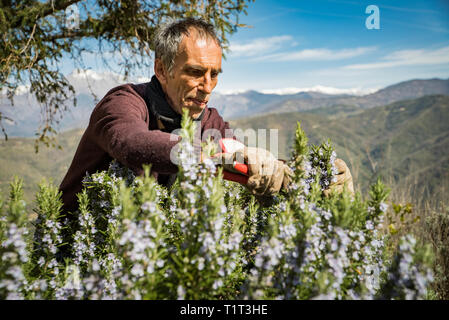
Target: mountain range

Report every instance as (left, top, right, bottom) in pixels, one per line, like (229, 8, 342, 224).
(0, 78, 448, 205)
(1, 77, 448, 137)
(210, 78, 449, 119)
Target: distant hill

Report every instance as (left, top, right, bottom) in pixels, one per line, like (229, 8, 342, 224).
(1, 93, 448, 205)
(0, 128, 84, 203)
(2, 78, 448, 137)
(0, 93, 95, 137)
(363, 78, 449, 107)
(209, 90, 344, 120)
(231, 95, 449, 201)
(260, 78, 449, 115)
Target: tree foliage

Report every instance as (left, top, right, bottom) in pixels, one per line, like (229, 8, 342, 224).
(0, 0, 253, 150)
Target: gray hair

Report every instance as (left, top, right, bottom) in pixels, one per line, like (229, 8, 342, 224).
(153, 17, 222, 75)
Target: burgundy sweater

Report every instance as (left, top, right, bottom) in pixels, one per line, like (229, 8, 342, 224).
(59, 77, 231, 213)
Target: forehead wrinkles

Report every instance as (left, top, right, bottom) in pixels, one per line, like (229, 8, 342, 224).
(177, 28, 220, 58)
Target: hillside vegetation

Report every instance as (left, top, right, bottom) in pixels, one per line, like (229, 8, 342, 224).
(231, 95, 449, 202)
(0, 129, 84, 203)
(0, 95, 448, 206)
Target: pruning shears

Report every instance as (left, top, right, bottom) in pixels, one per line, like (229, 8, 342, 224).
(214, 138, 249, 185)
(213, 138, 288, 186)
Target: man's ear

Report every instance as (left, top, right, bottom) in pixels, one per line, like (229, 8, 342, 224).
(154, 58, 168, 85)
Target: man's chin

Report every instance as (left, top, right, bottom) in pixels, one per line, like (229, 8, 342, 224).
(182, 104, 206, 118)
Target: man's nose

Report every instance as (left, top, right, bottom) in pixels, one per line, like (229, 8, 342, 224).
(199, 73, 213, 94)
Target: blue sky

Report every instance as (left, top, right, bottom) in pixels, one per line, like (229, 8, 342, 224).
(63, 0, 449, 95)
(214, 0, 449, 93)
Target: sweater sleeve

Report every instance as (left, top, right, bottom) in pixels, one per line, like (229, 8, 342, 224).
(202, 107, 236, 141)
(89, 86, 180, 174)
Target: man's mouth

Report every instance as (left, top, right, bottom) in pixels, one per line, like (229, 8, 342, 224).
(189, 98, 208, 107)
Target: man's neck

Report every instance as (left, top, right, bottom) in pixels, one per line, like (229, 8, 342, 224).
(191, 109, 205, 120)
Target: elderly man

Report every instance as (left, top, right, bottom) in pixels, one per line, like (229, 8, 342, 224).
(59, 17, 353, 216)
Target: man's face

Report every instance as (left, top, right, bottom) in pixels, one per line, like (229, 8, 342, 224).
(155, 28, 222, 119)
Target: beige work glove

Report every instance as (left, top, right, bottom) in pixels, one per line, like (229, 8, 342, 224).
(222, 147, 292, 197)
(323, 158, 354, 197)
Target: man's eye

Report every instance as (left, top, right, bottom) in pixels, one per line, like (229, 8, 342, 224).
(211, 72, 219, 78)
(188, 69, 203, 77)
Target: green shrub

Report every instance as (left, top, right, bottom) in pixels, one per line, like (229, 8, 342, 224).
(0, 112, 436, 300)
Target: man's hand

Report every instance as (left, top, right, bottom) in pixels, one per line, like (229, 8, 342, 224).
(222, 147, 292, 196)
(323, 158, 354, 197)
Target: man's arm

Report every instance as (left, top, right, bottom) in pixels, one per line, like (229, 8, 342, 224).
(90, 86, 181, 174)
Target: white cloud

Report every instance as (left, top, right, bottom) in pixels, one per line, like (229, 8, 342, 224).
(67, 69, 125, 97)
(215, 85, 377, 96)
(214, 88, 249, 95)
(1, 69, 150, 99)
(259, 85, 377, 96)
(256, 46, 376, 62)
(71, 69, 118, 81)
(0, 84, 31, 97)
(229, 35, 293, 57)
(344, 45, 449, 70)
(68, 69, 152, 97)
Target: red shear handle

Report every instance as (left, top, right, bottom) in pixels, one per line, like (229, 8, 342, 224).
(233, 161, 248, 175)
(214, 138, 250, 185)
(221, 161, 248, 184)
(210, 154, 249, 184)
(222, 170, 249, 184)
